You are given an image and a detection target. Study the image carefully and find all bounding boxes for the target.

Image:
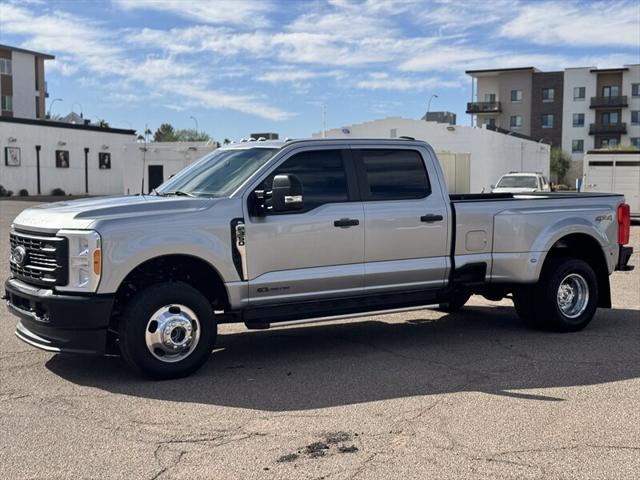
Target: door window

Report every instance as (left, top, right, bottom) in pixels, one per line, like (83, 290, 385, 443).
(357, 149, 430, 200)
(260, 150, 350, 212)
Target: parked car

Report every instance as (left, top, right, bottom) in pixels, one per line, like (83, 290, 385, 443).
(492, 172, 551, 193)
(5, 139, 633, 379)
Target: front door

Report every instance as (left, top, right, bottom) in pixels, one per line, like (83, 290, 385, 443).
(243, 148, 364, 305)
(148, 165, 164, 193)
(353, 147, 449, 293)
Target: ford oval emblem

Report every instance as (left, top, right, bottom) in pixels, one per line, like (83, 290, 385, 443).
(11, 245, 27, 266)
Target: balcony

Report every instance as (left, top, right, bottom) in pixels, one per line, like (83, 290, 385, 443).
(466, 101, 501, 114)
(589, 122, 627, 135)
(590, 95, 628, 108)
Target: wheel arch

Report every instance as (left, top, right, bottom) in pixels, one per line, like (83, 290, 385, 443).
(539, 233, 611, 308)
(110, 254, 230, 327)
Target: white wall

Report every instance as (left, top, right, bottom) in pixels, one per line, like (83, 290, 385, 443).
(122, 142, 218, 195)
(11, 51, 37, 119)
(0, 121, 135, 195)
(314, 117, 550, 193)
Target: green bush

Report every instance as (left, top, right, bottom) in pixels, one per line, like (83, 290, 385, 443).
(18, 189, 29, 197)
(51, 188, 66, 196)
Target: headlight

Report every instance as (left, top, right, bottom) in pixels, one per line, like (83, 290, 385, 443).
(57, 230, 102, 292)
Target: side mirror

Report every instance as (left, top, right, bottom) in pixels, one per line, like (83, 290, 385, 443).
(271, 174, 304, 212)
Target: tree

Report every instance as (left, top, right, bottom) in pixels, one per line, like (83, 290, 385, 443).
(174, 128, 211, 142)
(223, 138, 231, 145)
(153, 123, 177, 142)
(550, 147, 571, 183)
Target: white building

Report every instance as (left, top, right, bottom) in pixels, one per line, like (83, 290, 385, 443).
(314, 117, 550, 193)
(0, 44, 53, 120)
(0, 117, 135, 196)
(123, 141, 218, 195)
(561, 64, 640, 182)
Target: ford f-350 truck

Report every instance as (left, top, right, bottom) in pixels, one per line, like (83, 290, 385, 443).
(4, 139, 634, 378)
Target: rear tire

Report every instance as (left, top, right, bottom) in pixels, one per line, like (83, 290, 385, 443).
(118, 282, 216, 379)
(516, 257, 598, 332)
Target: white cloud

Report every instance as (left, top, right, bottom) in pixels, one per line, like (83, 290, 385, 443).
(2, 3, 293, 121)
(356, 72, 461, 91)
(500, 1, 640, 47)
(112, 0, 273, 27)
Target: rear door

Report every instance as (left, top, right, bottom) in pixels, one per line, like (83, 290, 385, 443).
(353, 147, 449, 292)
(243, 147, 365, 305)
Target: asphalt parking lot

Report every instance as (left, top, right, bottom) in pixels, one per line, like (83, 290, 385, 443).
(1, 199, 639, 480)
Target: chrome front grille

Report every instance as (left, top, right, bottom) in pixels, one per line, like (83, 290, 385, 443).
(9, 231, 68, 287)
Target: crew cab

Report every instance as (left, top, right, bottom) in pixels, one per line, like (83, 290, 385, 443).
(4, 139, 634, 379)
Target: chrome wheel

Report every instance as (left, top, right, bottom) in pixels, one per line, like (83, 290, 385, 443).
(144, 304, 201, 363)
(556, 273, 589, 319)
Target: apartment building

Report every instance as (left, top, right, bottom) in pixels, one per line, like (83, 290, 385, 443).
(467, 64, 640, 183)
(0, 44, 54, 120)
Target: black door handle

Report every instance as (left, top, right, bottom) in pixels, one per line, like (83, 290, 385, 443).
(334, 218, 360, 227)
(420, 214, 443, 223)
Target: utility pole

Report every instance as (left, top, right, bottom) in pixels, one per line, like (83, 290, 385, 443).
(322, 103, 326, 138)
(426, 94, 438, 120)
(190, 115, 198, 134)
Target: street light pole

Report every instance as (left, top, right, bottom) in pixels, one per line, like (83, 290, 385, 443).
(426, 94, 438, 120)
(190, 115, 198, 133)
(47, 98, 63, 118)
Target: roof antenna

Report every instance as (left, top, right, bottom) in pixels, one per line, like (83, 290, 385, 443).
(141, 123, 148, 197)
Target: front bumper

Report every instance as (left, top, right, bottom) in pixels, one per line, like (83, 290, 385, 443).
(615, 246, 634, 272)
(4, 278, 114, 355)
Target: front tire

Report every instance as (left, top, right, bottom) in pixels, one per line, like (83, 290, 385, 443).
(517, 258, 598, 332)
(118, 282, 216, 379)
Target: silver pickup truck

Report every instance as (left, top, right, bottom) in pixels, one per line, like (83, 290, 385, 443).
(5, 139, 634, 378)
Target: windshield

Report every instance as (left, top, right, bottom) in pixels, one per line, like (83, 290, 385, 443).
(155, 147, 278, 197)
(496, 175, 538, 189)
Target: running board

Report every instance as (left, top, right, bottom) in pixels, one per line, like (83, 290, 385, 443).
(245, 303, 440, 330)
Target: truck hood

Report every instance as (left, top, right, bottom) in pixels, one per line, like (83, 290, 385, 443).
(12, 195, 214, 233)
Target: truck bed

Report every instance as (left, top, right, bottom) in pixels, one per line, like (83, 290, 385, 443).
(449, 191, 624, 284)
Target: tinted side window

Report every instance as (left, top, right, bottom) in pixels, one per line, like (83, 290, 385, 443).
(263, 149, 349, 211)
(358, 149, 430, 200)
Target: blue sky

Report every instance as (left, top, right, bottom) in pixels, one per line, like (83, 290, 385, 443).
(1, 0, 639, 140)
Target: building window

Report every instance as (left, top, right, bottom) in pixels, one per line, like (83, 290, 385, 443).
(486, 118, 496, 127)
(484, 93, 496, 103)
(541, 114, 554, 128)
(572, 113, 585, 127)
(601, 138, 618, 147)
(35, 97, 40, 118)
(630, 137, 640, 148)
(510, 90, 522, 103)
(572, 139, 584, 153)
(542, 88, 555, 102)
(389, 128, 397, 138)
(573, 87, 586, 100)
(631, 111, 640, 125)
(510, 115, 522, 128)
(602, 85, 620, 97)
(0, 58, 11, 75)
(633, 83, 640, 97)
(601, 112, 619, 125)
(1, 95, 12, 111)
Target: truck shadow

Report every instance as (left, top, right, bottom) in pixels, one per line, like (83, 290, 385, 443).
(46, 305, 640, 411)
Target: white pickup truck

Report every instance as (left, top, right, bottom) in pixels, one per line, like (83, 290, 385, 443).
(5, 139, 634, 378)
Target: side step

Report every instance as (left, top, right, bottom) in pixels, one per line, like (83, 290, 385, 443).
(244, 303, 440, 330)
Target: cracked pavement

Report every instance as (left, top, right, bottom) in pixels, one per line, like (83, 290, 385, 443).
(1, 200, 639, 479)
